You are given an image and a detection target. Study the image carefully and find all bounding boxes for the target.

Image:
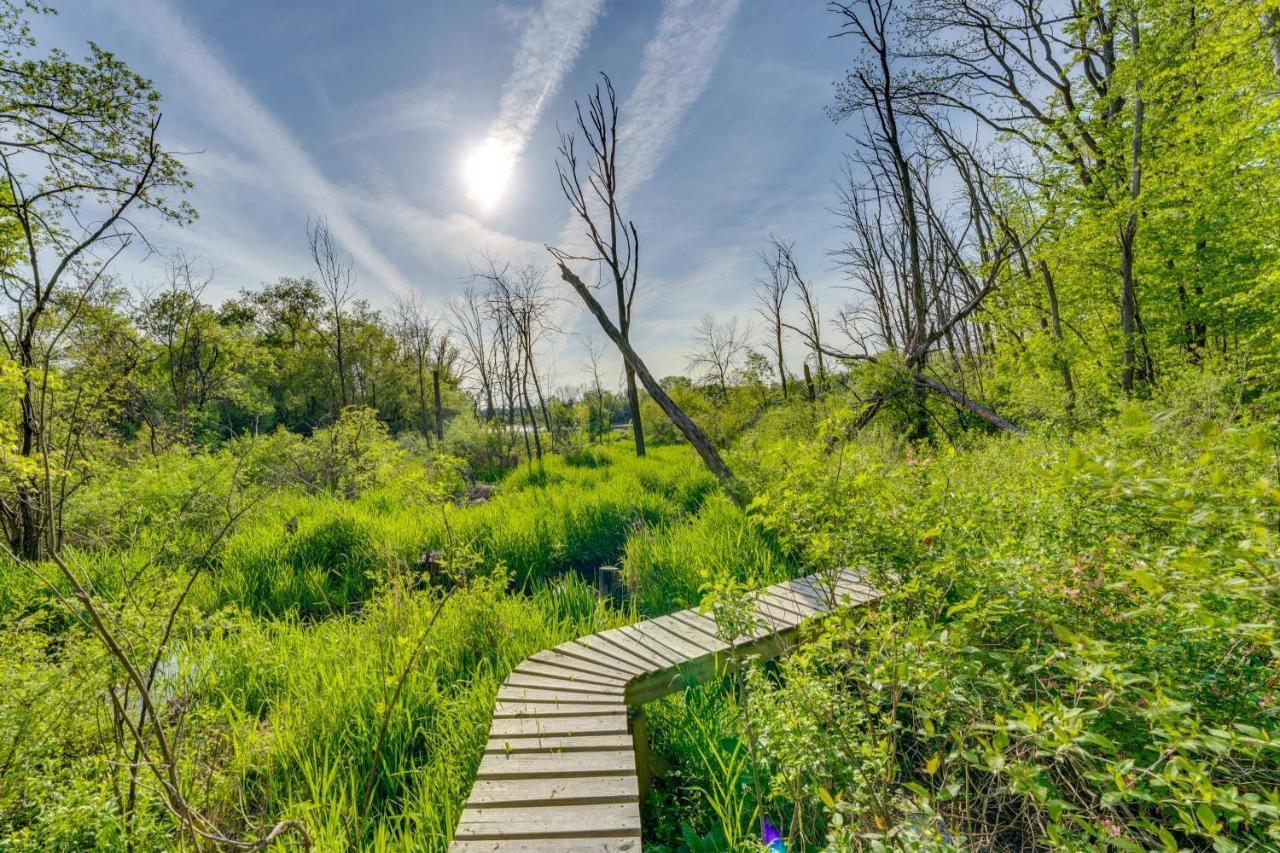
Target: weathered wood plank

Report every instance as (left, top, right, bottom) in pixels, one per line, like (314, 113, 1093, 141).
(565, 635, 655, 675)
(485, 734, 635, 754)
(524, 652, 633, 684)
(757, 589, 820, 620)
(489, 714, 629, 739)
(454, 802, 641, 840)
(496, 686, 621, 705)
(598, 626, 683, 669)
(465, 774, 638, 808)
(644, 614, 729, 654)
(503, 673, 626, 697)
(475, 749, 636, 780)
(493, 701, 627, 719)
(664, 609, 725, 643)
(628, 620, 718, 661)
(451, 837, 640, 852)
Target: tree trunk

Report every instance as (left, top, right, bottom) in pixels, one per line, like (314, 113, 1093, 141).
(1263, 11, 1280, 86)
(1037, 260, 1075, 407)
(1120, 74, 1144, 396)
(334, 316, 349, 409)
(775, 322, 788, 400)
(557, 261, 737, 499)
(417, 361, 430, 438)
(616, 280, 646, 457)
(432, 365, 445, 442)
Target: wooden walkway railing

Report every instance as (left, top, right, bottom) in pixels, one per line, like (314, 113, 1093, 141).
(449, 568, 881, 852)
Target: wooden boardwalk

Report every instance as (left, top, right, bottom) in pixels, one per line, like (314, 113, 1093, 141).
(450, 568, 881, 852)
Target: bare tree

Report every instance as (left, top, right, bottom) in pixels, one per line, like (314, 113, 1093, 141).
(475, 258, 556, 456)
(755, 237, 792, 399)
(824, 0, 1024, 435)
(430, 327, 459, 442)
(770, 239, 826, 397)
(554, 73, 645, 457)
(582, 335, 611, 441)
(687, 315, 751, 398)
(448, 285, 497, 420)
(393, 293, 436, 439)
(307, 216, 355, 410)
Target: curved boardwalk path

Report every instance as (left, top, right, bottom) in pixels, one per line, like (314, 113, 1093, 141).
(449, 568, 882, 852)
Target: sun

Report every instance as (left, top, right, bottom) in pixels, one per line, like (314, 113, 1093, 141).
(462, 137, 515, 212)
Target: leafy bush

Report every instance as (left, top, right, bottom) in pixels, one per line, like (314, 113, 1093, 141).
(664, 403, 1280, 851)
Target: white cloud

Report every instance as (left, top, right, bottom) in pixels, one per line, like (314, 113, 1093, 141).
(487, 0, 605, 157)
(121, 0, 416, 297)
(618, 0, 740, 195)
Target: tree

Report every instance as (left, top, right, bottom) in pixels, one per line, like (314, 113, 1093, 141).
(687, 314, 751, 398)
(308, 216, 355, 411)
(755, 237, 792, 399)
(448, 285, 497, 421)
(0, 3, 192, 558)
(554, 73, 646, 457)
(581, 335, 612, 442)
(430, 326, 458, 442)
(393, 294, 437, 439)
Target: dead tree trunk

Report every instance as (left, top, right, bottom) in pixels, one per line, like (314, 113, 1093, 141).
(553, 260, 740, 501)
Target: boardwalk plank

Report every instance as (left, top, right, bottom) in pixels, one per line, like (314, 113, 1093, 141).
(475, 749, 635, 780)
(664, 609, 725, 643)
(566, 636, 655, 675)
(451, 839, 639, 852)
(485, 734, 635, 754)
(489, 714, 628, 739)
(455, 802, 641, 839)
(466, 775, 638, 808)
(496, 685, 621, 705)
(629, 620, 718, 660)
(503, 673, 626, 696)
(645, 614, 729, 653)
(493, 701, 626, 719)
(611, 625, 690, 667)
(525, 652, 633, 684)
(451, 569, 883, 851)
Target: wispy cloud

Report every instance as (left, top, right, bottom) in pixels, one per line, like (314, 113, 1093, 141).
(487, 0, 605, 157)
(619, 0, 740, 195)
(342, 86, 456, 142)
(122, 0, 415, 296)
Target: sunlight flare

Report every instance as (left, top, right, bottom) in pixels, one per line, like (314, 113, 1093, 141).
(462, 136, 515, 212)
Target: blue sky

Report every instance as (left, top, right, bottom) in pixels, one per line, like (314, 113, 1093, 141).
(41, 1, 858, 385)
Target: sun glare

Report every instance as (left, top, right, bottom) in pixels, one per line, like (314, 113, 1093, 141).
(462, 137, 515, 212)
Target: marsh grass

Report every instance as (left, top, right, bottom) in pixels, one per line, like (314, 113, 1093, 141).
(0, 440, 744, 850)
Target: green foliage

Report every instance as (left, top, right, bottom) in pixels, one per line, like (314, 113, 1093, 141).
(663, 391, 1280, 851)
(624, 493, 790, 616)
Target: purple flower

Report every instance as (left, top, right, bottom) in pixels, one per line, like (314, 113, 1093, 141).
(761, 817, 786, 851)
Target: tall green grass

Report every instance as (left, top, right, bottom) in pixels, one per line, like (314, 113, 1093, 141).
(210, 444, 717, 617)
(623, 493, 792, 616)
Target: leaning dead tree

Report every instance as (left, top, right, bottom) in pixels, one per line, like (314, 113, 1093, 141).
(551, 74, 739, 496)
(551, 259, 741, 495)
(554, 73, 646, 458)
